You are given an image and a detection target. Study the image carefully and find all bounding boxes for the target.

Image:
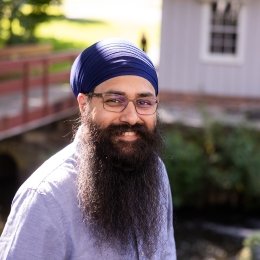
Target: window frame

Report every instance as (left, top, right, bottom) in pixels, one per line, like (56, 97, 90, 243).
(200, 1, 247, 65)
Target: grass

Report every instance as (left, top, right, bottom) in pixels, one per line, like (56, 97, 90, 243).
(1, 4, 161, 79)
(35, 15, 160, 56)
(1, 2, 161, 62)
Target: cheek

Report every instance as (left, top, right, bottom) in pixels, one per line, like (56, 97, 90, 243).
(90, 108, 118, 128)
(142, 115, 157, 131)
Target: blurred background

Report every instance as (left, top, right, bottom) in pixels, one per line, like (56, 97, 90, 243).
(0, 0, 260, 259)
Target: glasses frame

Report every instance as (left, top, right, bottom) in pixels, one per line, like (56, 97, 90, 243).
(86, 92, 159, 115)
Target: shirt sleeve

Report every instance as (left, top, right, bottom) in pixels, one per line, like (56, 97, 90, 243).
(0, 187, 69, 260)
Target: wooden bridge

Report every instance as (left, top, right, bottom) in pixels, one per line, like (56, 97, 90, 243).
(0, 51, 79, 141)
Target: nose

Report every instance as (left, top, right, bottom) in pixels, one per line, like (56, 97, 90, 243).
(119, 101, 140, 125)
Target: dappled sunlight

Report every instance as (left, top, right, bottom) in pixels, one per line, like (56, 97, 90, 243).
(62, 0, 161, 64)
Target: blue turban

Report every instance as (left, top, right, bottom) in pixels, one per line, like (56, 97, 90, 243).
(70, 39, 158, 96)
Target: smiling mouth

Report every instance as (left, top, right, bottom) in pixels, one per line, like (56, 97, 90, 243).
(116, 131, 139, 141)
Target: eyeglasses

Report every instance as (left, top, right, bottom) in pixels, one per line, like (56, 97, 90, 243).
(86, 92, 158, 115)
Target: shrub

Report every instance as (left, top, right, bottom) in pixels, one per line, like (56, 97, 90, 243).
(163, 126, 206, 207)
(162, 123, 260, 212)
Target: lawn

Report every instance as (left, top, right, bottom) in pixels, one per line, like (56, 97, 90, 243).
(36, 12, 161, 64)
(0, 1, 161, 64)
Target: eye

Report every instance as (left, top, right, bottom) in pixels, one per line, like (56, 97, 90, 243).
(104, 94, 126, 107)
(136, 98, 156, 108)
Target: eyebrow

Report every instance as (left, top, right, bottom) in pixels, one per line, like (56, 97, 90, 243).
(104, 90, 125, 95)
(104, 90, 155, 97)
(137, 92, 155, 97)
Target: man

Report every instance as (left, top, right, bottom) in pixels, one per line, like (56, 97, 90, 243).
(0, 39, 176, 259)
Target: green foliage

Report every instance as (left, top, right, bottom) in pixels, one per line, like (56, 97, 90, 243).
(162, 123, 260, 211)
(163, 127, 206, 207)
(1, 3, 160, 52)
(0, 0, 62, 45)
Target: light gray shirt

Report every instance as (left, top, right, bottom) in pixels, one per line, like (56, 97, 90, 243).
(0, 140, 176, 260)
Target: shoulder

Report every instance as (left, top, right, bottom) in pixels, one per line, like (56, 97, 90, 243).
(11, 142, 79, 215)
(20, 142, 77, 193)
(2, 142, 80, 245)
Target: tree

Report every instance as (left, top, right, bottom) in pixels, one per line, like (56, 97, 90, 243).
(0, 0, 62, 45)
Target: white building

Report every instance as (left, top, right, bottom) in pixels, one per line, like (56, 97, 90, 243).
(159, 0, 260, 98)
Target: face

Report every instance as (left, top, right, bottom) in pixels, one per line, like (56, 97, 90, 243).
(77, 75, 158, 142)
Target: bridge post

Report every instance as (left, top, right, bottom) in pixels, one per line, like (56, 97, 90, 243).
(42, 59, 49, 114)
(22, 62, 29, 123)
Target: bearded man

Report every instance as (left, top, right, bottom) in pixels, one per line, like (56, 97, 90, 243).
(0, 39, 176, 259)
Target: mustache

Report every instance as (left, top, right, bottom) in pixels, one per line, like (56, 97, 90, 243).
(103, 123, 151, 138)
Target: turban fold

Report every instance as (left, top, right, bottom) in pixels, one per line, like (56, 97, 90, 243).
(70, 39, 158, 96)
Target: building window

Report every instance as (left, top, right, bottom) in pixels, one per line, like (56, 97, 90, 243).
(210, 2, 238, 54)
(200, 0, 247, 64)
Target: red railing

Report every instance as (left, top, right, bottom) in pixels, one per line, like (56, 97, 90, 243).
(0, 51, 79, 139)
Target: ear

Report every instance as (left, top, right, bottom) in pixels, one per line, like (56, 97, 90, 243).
(77, 93, 87, 114)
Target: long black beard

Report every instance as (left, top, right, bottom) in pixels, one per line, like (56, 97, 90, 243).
(77, 117, 164, 257)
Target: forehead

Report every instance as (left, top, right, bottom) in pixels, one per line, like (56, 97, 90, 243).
(94, 75, 156, 96)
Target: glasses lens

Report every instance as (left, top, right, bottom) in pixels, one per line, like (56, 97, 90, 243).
(103, 94, 127, 112)
(135, 97, 157, 115)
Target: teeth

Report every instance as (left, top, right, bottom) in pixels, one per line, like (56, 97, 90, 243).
(123, 131, 135, 136)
